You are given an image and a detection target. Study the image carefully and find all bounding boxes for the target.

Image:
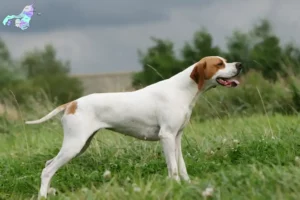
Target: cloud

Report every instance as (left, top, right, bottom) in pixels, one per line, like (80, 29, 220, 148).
(0, 0, 208, 32)
(1, 0, 300, 74)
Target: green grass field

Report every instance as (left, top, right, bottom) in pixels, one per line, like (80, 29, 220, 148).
(1, 114, 300, 200)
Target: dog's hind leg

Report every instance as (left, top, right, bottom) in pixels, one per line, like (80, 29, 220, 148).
(43, 131, 98, 169)
(77, 131, 98, 157)
(38, 120, 101, 199)
(38, 137, 88, 199)
(45, 158, 54, 167)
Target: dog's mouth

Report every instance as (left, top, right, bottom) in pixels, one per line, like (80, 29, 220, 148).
(216, 77, 240, 87)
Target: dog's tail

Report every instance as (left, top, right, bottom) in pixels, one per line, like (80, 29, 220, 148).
(25, 103, 69, 125)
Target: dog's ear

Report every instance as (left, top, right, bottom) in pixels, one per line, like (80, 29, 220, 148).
(190, 60, 206, 90)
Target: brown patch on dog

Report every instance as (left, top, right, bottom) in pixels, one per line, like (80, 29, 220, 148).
(65, 101, 78, 115)
(190, 60, 206, 90)
(190, 56, 226, 90)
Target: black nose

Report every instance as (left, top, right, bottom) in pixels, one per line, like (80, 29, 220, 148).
(235, 62, 242, 70)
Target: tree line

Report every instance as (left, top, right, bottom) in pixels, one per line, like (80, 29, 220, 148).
(133, 20, 300, 87)
(1, 19, 300, 118)
(0, 42, 83, 105)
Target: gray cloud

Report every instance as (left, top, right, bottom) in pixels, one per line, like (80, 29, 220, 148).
(0, 0, 209, 32)
(1, 0, 300, 74)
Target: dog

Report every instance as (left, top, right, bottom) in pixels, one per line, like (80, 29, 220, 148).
(25, 56, 242, 199)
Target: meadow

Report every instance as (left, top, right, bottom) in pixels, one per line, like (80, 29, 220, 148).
(1, 68, 300, 200)
(1, 112, 300, 200)
(2, 18, 300, 200)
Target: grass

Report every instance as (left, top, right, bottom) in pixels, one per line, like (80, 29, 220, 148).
(1, 114, 300, 199)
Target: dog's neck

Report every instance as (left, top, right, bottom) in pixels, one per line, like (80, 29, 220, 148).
(169, 63, 214, 108)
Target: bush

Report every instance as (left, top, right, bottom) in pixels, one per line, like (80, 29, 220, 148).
(0, 43, 83, 106)
(192, 71, 299, 121)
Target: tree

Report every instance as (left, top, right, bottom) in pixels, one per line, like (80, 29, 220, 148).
(16, 44, 84, 104)
(0, 38, 21, 89)
(0, 39, 11, 62)
(181, 29, 222, 66)
(133, 31, 222, 88)
(132, 37, 181, 87)
(225, 31, 251, 68)
(22, 45, 70, 78)
(132, 19, 300, 87)
(248, 20, 281, 81)
(282, 43, 300, 75)
(250, 35, 282, 81)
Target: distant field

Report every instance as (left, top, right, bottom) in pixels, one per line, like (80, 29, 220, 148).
(72, 72, 135, 95)
(1, 114, 300, 199)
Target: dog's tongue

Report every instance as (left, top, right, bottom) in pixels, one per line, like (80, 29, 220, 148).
(226, 79, 240, 87)
(217, 78, 240, 87)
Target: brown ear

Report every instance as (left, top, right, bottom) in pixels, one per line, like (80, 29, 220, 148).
(190, 61, 206, 90)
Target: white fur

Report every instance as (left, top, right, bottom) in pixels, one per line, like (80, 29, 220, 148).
(25, 56, 240, 199)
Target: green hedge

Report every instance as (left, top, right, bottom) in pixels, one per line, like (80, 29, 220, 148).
(192, 70, 300, 121)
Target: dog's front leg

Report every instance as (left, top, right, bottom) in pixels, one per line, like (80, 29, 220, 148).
(176, 131, 190, 182)
(159, 129, 179, 181)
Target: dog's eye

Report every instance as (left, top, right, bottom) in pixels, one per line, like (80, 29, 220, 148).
(217, 62, 223, 66)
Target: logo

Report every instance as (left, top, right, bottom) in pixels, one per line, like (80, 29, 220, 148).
(2, 1, 41, 30)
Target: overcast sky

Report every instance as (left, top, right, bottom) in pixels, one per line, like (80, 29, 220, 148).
(1, 0, 300, 75)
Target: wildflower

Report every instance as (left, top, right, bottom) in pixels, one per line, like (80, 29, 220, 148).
(81, 187, 89, 193)
(103, 169, 111, 179)
(295, 156, 300, 166)
(233, 139, 239, 144)
(133, 186, 141, 192)
(202, 186, 214, 197)
(133, 183, 141, 192)
(48, 187, 57, 195)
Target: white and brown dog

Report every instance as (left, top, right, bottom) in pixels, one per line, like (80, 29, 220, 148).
(26, 56, 242, 199)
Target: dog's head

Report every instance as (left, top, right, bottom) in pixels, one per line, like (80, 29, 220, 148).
(190, 56, 242, 90)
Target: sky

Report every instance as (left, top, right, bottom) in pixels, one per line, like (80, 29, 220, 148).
(0, 0, 300, 75)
